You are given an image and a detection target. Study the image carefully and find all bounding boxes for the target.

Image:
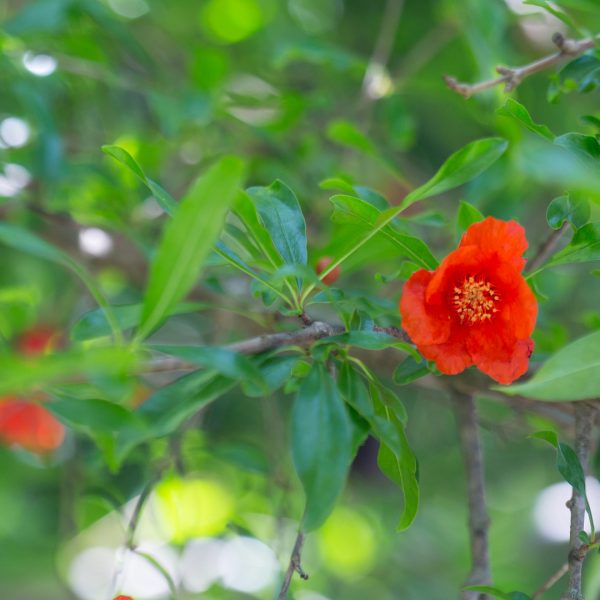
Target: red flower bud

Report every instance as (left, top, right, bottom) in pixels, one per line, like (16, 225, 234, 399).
(316, 256, 341, 286)
(17, 326, 59, 356)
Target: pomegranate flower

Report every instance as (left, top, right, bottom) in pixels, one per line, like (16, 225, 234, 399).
(399, 217, 537, 384)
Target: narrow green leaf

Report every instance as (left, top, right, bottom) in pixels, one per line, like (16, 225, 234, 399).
(401, 137, 509, 209)
(327, 120, 376, 155)
(523, 0, 579, 31)
(330, 195, 438, 270)
(497, 98, 554, 140)
(138, 156, 245, 340)
(457, 200, 485, 233)
(0, 347, 139, 396)
(499, 330, 600, 401)
(48, 397, 146, 434)
(246, 180, 308, 271)
(150, 345, 266, 389)
(546, 194, 590, 230)
(0, 223, 121, 340)
(292, 363, 352, 530)
(546, 221, 600, 267)
(71, 302, 209, 341)
(102, 145, 178, 215)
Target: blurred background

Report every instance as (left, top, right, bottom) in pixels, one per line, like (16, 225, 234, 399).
(2, 0, 600, 598)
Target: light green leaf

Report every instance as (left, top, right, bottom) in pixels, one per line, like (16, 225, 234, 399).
(0, 347, 139, 396)
(499, 330, 600, 400)
(137, 156, 245, 340)
(292, 363, 352, 530)
(555, 133, 600, 170)
(327, 119, 376, 155)
(457, 200, 485, 233)
(102, 145, 178, 215)
(523, 0, 579, 31)
(497, 98, 554, 140)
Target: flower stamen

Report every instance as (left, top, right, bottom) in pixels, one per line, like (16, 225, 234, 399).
(452, 276, 500, 324)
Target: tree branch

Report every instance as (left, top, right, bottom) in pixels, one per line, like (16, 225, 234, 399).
(525, 222, 569, 275)
(452, 393, 491, 600)
(445, 33, 599, 99)
(562, 403, 596, 600)
(278, 530, 308, 600)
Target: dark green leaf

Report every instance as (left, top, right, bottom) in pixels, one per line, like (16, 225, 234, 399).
(325, 329, 417, 356)
(138, 156, 245, 340)
(546, 221, 600, 267)
(246, 180, 308, 273)
(546, 194, 590, 230)
(292, 363, 352, 530)
(497, 98, 554, 140)
(393, 356, 430, 385)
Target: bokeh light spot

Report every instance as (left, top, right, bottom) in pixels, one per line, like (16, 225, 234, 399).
(317, 506, 376, 577)
(155, 477, 234, 543)
(200, 0, 264, 44)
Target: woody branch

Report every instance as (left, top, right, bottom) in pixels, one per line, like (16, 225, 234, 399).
(445, 33, 599, 99)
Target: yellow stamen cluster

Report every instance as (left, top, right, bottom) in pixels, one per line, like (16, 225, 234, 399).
(453, 276, 500, 324)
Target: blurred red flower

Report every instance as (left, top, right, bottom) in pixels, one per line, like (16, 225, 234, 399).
(0, 326, 65, 454)
(399, 217, 537, 384)
(113, 596, 134, 600)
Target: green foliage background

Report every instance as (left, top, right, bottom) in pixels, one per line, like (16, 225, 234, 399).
(2, 0, 600, 598)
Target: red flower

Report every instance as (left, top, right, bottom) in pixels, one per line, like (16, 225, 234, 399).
(399, 217, 537, 384)
(0, 396, 65, 454)
(316, 256, 341, 285)
(113, 596, 134, 600)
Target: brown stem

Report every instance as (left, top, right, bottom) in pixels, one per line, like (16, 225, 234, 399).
(278, 530, 308, 600)
(562, 403, 595, 600)
(525, 222, 569, 275)
(445, 33, 599, 99)
(453, 393, 491, 600)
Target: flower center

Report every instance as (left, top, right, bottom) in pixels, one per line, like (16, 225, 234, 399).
(452, 276, 500, 324)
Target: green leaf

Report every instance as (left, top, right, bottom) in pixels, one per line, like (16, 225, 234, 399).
(71, 302, 209, 341)
(48, 397, 146, 434)
(547, 194, 591, 230)
(531, 430, 594, 533)
(0, 223, 121, 340)
(327, 119, 377, 155)
(545, 220, 600, 266)
(464, 586, 532, 600)
(457, 200, 485, 233)
(497, 98, 554, 140)
(150, 345, 266, 389)
(555, 133, 600, 170)
(330, 195, 438, 270)
(292, 363, 352, 530)
(377, 410, 419, 531)
(556, 54, 600, 95)
(324, 329, 418, 357)
(500, 330, 600, 401)
(300, 138, 506, 304)
(102, 145, 178, 215)
(246, 180, 308, 272)
(400, 137, 509, 210)
(393, 356, 430, 385)
(138, 156, 245, 340)
(0, 347, 139, 396)
(523, 0, 579, 32)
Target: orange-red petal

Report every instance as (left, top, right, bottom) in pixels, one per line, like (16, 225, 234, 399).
(458, 217, 528, 272)
(400, 269, 451, 346)
(0, 398, 65, 454)
(419, 330, 473, 375)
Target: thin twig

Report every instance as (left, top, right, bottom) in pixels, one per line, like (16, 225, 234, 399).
(525, 222, 570, 275)
(562, 403, 595, 600)
(534, 562, 569, 599)
(445, 33, 599, 99)
(278, 530, 308, 600)
(452, 393, 491, 600)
